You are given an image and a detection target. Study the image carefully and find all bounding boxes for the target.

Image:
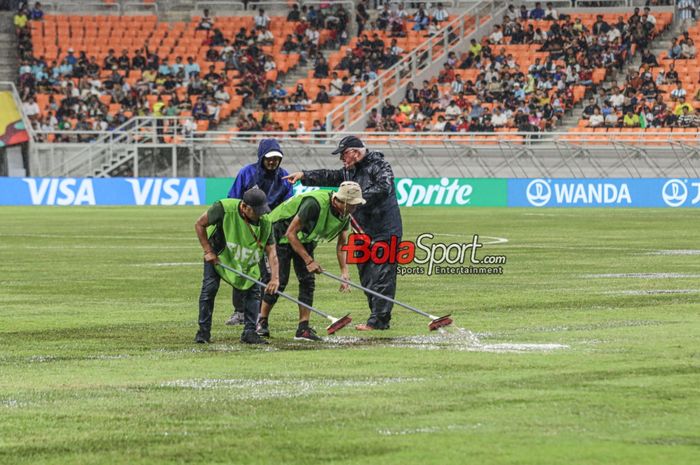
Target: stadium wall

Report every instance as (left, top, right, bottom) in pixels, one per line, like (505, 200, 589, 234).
(1, 177, 698, 207)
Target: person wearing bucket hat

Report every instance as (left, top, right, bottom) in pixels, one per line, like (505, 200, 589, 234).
(257, 181, 365, 341)
(224, 138, 293, 326)
(284, 137, 402, 331)
(194, 187, 280, 345)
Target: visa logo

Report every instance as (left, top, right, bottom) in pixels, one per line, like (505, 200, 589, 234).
(23, 178, 96, 205)
(126, 179, 201, 205)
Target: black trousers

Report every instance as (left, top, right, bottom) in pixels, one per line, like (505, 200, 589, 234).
(232, 257, 269, 313)
(262, 242, 316, 308)
(198, 261, 259, 334)
(357, 247, 398, 329)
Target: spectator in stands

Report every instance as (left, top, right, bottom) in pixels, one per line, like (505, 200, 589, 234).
(671, 81, 687, 101)
(588, 107, 604, 127)
(287, 4, 301, 22)
(678, 105, 699, 127)
(681, 38, 697, 59)
(255, 9, 271, 29)
(623, 110, 641, 127)
(488, 25, 504, 44)
(13, 6, 27, 35)
(674, 96, 693, 116)
(412, 6, 429, 31)
(529, 2, 545, 20)
(197, 9, 213, 31)
(432, 3, 449, 22)
(544, 2, 558, 20)
(668, 38, 682, 60)
(356, 0, 369, 36)
(313, 56, 329, 78)
(29, 2, 42, 20)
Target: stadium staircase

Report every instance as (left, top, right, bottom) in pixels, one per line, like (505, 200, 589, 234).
(0, 12, 18, 83)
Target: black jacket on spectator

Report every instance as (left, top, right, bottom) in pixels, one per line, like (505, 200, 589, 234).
(302, 151, 402, 241)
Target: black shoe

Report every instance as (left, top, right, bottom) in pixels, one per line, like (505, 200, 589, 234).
(294, 326, 322, 342)
(256, 319, 270, 338)
(194, 331, 210, 344)
(241, 331, 269, 345)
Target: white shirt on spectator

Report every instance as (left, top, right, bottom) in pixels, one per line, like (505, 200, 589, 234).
(492, 112, 508, 127)
(607, 27, 621, 43)
(445, 104, 461, 119)
(255, 13, 270, 29)
(646, 14, 657, 26)
(609, 93, 624, 109)
(605, 113, 618, 125)
(589, 114, 604, 127)
(305, 28, 320, 46)
(432, 7, 449, 22)
(432, 120, 447, 131)
(544, 7, 558, 20)
(489, 29, 504, 44)
(23, 101, 40, 117)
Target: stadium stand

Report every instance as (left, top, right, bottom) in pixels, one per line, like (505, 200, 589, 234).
(15, 1, 350, 141)
(363, 5, 674, 137)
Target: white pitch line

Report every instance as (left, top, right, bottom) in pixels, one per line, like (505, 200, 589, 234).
(131, 262, 201, 267)
(646, 250, 700, 256)
(429, 234, 509, 245)
(583, 273, 700, 279)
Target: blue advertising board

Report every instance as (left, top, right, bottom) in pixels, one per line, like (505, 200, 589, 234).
(508, 178, 700, 208)
(1, 177, 699, 207)
(0, 178, 205, 206)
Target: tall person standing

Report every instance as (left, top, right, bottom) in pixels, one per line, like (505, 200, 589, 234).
(225, 138, 293, 326)
(284, 136, 403, 330)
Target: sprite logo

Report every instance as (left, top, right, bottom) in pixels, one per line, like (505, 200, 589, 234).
(396, 178, 507, 207)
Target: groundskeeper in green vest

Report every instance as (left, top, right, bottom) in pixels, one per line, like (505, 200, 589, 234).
(194, 187, 279, 345)
(257, 181, 367, 342)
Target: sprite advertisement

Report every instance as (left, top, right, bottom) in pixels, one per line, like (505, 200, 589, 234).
(206, 177, 507, 207)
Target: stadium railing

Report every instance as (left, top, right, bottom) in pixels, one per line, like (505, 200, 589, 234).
(28, 117, 700, 178)
(324, 0, 508, 132)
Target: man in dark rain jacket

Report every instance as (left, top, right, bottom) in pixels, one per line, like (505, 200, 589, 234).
(284, 136, 403, 330)
(225, 138, 294, 326)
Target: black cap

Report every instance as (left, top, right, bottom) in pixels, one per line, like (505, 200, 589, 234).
(331, 135, 365, 155)
(242, 187, 271, 216)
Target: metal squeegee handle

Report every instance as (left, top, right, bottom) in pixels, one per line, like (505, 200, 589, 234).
(217, 262, 334, 320)
(320, 270, 437, 320)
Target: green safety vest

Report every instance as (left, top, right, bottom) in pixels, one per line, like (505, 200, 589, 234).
(207, 198, 272, 290)
(267, 190, 349, 245)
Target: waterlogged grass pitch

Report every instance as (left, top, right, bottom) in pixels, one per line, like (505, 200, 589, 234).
(1, 207, 699, 465)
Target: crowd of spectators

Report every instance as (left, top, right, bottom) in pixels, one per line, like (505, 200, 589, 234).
(365, 3, 675, 133)
(13, 2, 352, 140)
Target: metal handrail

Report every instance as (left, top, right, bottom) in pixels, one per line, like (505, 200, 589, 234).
(41, 1, 121, 14)
(323, 0, 506, 132)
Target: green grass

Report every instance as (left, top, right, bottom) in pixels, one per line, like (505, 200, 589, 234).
(1, 207, 699, 465)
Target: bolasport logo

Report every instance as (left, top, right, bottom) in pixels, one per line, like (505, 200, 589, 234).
(342, 233, 507, 276)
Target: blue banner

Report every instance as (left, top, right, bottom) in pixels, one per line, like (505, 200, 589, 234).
(1, 177, 699, 207)
(0, 178, 205, 206)
(508, 178, 700, 208)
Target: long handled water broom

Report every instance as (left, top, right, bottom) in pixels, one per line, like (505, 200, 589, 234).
(320, 270, 453, 331)
(218, 262, 352, 335)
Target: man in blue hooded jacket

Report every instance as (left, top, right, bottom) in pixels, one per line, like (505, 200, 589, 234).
(225, 138, 294, 326)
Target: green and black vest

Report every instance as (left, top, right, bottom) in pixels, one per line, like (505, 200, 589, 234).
(207, 198, 272, 290)
(268, 190, 349, 245)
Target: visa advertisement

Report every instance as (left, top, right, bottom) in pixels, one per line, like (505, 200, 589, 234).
(0, 177, 698, 207)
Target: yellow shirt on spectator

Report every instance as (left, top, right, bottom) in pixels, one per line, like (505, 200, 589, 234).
(152, 102, 166, 116)
(14, 14, 28, 29)
(623, 114, 640, 127)
(674, 102, 693, 116)
(469, 43, 482, 57)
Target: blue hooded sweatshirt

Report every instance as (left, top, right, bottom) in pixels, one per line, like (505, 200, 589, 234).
(227, 138, 293, 209)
